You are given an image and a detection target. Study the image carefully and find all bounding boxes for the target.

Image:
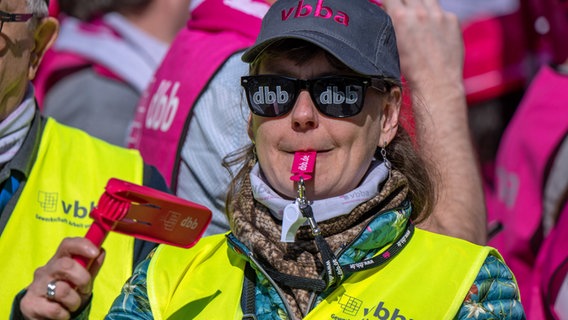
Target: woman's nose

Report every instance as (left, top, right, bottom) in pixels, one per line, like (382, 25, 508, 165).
(291, 90, 319, 131)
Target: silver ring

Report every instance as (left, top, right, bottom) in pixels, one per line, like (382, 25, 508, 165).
(46, 280, 57, 300)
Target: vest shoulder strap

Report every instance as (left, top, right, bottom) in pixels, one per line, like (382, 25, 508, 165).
(543, 131, 568, 235)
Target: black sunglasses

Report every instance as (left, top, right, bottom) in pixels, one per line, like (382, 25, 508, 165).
(241, 75, 388, 118)
(0, 10, 34, 33)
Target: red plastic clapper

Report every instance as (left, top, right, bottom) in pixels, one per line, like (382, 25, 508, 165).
(74, 178, 212, 268)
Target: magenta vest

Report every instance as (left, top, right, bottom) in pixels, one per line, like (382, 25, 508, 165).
(486, 65, 568, 306)
(127, 0, 268, 188)
(528, 201, 568, 319)
(34, 17, 131, 109)
(461, 8, 528, 105)
(34, 51, 125, 109)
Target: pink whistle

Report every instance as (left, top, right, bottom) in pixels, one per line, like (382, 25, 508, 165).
(290, 151, 316, 181)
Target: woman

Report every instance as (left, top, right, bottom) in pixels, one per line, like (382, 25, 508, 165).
(100, 0, 524, 318)
(19, 0, 524, 318)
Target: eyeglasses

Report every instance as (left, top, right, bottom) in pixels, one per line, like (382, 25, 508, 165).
(241, 75, 389, 118)
(0, 10, 34, 33)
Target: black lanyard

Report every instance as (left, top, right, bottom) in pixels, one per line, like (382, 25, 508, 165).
(240, 177, 415, 317)
(301, 202, 415, 284)
(240, 213, 415, 318)
(299, 203, 345, 289)
(342, 220, 414, 273)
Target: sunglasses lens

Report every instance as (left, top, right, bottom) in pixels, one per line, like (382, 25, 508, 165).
(312, 77, 366, 118)
(242, 76, 369, 118)
(242, 76, 296, 117)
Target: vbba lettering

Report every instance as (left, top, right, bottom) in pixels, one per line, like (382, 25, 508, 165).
(180, 216, 198, 229)
(319, 86, 358, 104)
(281, 0, 349, 26)
(252, 86, 289, 105)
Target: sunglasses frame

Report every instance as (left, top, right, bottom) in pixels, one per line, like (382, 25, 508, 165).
(0, 10, 34, 33)
(241, 74, 379, 118)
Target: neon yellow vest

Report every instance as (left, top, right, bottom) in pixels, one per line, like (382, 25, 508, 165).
(0, 119, 143, 319)
(148, 229, 499, 320)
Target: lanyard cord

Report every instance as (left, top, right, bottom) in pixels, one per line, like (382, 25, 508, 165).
(342, 220, 414, 272)
(296, 177, 344, 289)
(246, 218, 415, 293)
(300, 202, 415, 285)
(241, 219, 415, 320)
(300, 202, 345, 289)
(258, 179, 415, 293)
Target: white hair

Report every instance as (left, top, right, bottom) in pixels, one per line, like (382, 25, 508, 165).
(25, 0, 49, 31)
(27, 0, 49, 18)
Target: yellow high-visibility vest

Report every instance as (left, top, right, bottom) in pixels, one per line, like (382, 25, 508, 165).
(148, 229, 499, 320)
(0, 119, 143, 319)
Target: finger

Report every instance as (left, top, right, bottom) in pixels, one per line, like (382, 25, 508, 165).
(76, 249, 106, 300)
(31, 257, 94, 308)
(47, 255, 93, 286)
(49, 280, 83, 312)
(20, 290, 71, 320)
(28, 262, 86, 301)
(403, 0, 424, 6)
(88, 247, 106, 278)
(382, 0, 405, 11)
(422, 0, 443, 11)
(54, 237, 100, 261)
(398, 0, 429, 12)
(421, 1, 446, 17)
(23, 263, 90, 317)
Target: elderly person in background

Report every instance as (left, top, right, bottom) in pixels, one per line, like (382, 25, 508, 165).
(0, 0, 167, 318)
(35, 0, 191, 146)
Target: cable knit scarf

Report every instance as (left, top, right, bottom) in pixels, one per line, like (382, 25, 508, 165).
(230, 160, 409, 318)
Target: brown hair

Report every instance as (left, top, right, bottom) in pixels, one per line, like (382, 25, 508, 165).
(224, 39, 436, 222)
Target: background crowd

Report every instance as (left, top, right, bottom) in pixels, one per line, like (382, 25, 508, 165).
(0, 0, 566, 318)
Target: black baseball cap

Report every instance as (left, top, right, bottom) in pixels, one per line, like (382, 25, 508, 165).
(242, 0, 401, 81)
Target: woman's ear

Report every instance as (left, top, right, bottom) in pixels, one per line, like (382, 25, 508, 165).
(379, 86, 402, 146)
(28, 17, 59, 80)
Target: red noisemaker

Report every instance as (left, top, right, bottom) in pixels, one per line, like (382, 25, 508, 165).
(74, 178, 212, 268)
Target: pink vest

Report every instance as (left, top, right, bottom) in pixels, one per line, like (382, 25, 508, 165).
(461, 9, 528, 105)
(528, 201, 568, 319)
(523, 0, 568, 66)
(34, 17, 130, 108)
(34, 50, 91, 108)
(127, 0, 268, 187)
(486, 65, 568, 305)
(34, 52, 124, 109)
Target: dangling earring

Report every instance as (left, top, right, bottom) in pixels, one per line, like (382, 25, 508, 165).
(380, 141, 392, 179)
